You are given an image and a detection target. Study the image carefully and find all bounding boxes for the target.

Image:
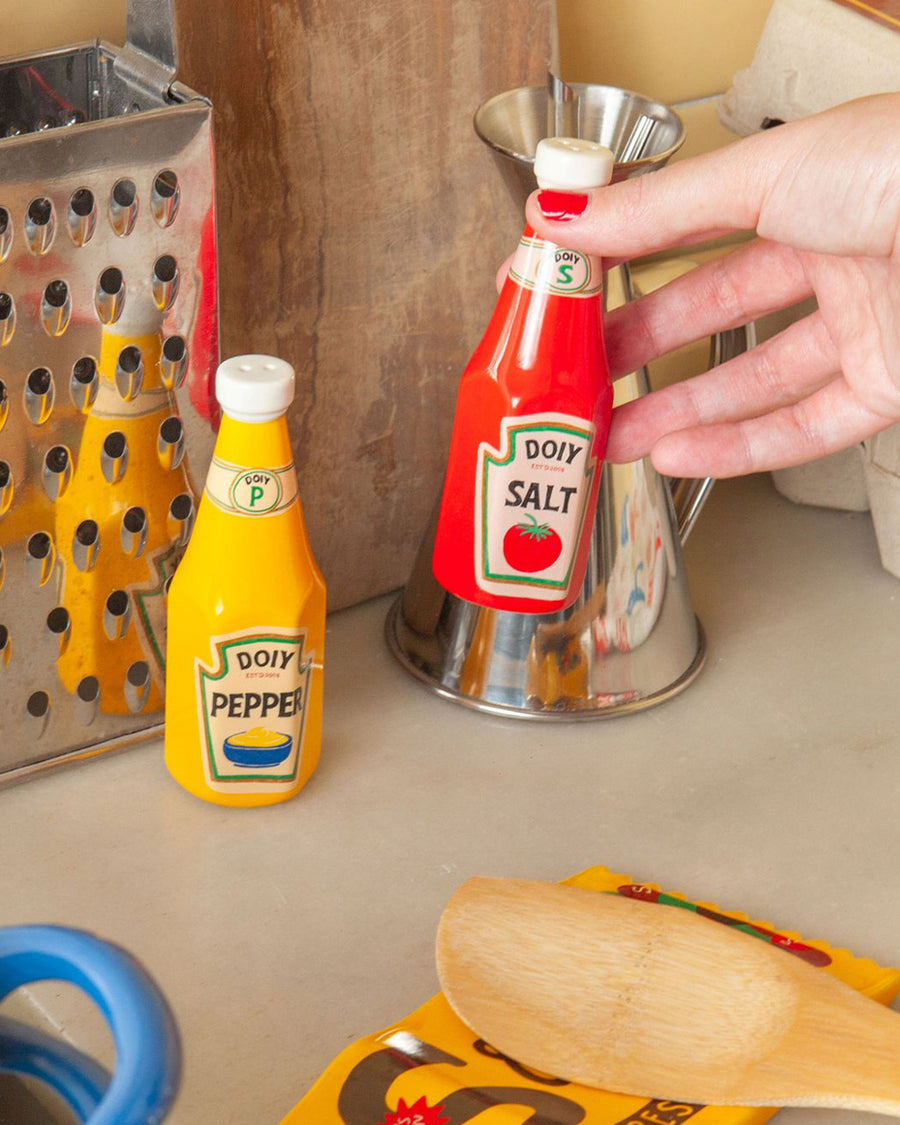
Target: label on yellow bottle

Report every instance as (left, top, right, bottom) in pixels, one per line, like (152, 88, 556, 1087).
(195, 627, 312, 789)
(204, 456, 299, 517)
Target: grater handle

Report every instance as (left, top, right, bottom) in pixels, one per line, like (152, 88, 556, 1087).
(127, 0, 178, 75)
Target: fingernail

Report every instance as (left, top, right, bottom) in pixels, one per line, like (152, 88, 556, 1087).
(537, 190, 589, 222)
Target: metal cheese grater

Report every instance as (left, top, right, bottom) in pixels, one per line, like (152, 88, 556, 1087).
(0, 0, 218, 782)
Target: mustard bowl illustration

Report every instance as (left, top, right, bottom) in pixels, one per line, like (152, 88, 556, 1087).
(223, 727, 292, 768)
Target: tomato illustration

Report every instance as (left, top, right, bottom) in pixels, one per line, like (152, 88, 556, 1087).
(503, 514, 562, 572)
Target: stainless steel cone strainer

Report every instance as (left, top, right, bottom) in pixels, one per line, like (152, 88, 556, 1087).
(0, 0, 218, 781)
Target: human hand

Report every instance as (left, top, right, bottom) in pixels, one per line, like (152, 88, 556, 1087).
(525, 94, 900, 478)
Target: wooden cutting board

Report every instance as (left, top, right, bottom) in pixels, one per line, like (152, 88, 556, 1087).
(174, 0, 552, 609)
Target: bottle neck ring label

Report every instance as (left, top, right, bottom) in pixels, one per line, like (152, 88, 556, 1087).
(508, 234, 602, 298)
(204, 456, 298, 516)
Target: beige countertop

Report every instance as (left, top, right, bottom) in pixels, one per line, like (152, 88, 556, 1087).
(2, 472, 899, 1125)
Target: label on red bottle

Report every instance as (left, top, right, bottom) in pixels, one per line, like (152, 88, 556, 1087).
(196, 627, 313, 790)
(475, 414, 596, 602)
(509, 234, 602, 298)
(204, 457, 298, 517)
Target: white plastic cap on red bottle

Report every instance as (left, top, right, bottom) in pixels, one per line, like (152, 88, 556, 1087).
(215, 354, 295, 423)
(533, 137, 615, 191)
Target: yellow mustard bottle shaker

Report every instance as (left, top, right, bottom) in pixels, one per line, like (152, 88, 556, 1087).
(164, 355, 326, 806)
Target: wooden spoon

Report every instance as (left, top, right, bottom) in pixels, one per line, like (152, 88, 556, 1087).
(436, 877, 900, 1115)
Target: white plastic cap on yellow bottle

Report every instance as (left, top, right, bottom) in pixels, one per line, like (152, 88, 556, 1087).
(533, 137, 615, 191)
(215, 354, 295, 423)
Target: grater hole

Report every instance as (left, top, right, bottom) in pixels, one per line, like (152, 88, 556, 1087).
(160, 334, 188, 390)
(25, 197, 56, 256)
(71, 356, 99, 412)
(104, 589, 132, 639)
(47, 606, 71, 653)
(41, 280, 71, 337)
(109, 179, 138, 237)
(27, 690, 50, 719)
(25, 367, 55, 424)
(26, 530, 56, 586)
(121, 506, 148, 556)
(76, 674, 100, 723)
(0, 622, 8, 657)
(73, 519, 100, 571)
(70, 188, 94, 217)
(0, 292, 13, 346)
(0, 210, 9, 264)
(64, 110, 87, 127)
(0, 208, 8, 234)
(101, 430, 128, 483)
(115, 345, 144, 401)
(96, 267, 125, 325)
(42, 445, 72, 501)
(151, 170, 180, 227)
(125, 660, 151, 712)
(27, 531, 52, 560)
(0, 458, 14, 515)
(152, 255, 179, 312)
(77, 675, 100, 703)
(0, 380, 6, 432)
(158, 416, 185, 470)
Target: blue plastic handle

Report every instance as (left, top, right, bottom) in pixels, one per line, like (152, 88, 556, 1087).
(0, 925, 180, 1125)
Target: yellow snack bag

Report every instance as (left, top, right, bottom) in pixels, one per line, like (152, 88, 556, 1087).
(280, 865, 900, 1125)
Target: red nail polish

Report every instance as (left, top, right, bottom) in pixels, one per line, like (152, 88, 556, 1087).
(537, 190, 589, 222)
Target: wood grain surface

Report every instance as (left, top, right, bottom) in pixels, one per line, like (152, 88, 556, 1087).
(174, 0, 552, 609)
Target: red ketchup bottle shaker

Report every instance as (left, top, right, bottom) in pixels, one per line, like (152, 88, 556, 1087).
(433, 137, 615, 614)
